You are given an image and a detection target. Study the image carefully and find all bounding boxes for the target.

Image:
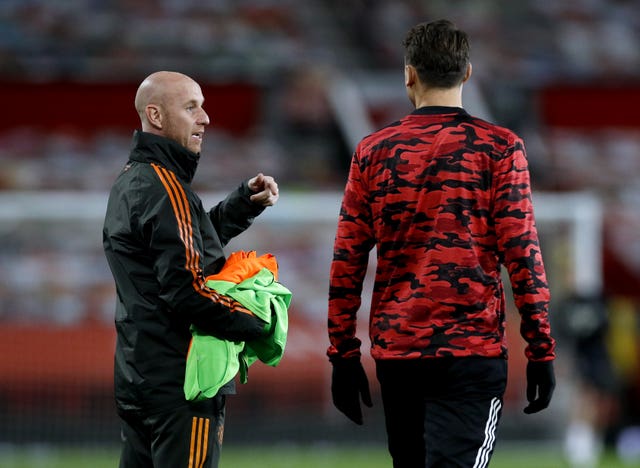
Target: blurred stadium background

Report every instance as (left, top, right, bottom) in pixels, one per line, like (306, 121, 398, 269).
(1, 1, 639, 466)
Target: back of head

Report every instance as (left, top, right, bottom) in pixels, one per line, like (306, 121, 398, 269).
(403, 20, 470, 89)
(134, 71, 200, 132)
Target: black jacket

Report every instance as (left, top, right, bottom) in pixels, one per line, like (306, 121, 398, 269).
(103, 130, 266, 413)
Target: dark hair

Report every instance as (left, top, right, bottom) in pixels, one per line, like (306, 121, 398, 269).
(402, 20, 470, 88)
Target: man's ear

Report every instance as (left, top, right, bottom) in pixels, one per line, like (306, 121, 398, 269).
(463, 63, 472, 83)
(404, 64, 417, 87)
(145, 104, 163, 130)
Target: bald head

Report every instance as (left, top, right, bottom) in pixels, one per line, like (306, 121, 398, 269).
(134, 71, 210, 153)
(135, 71, 194, 128)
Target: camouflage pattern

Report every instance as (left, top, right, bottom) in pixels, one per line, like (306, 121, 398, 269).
(328, 106, 555, 362)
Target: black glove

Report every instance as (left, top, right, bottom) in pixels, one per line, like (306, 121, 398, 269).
(523, 360, 555, 414)
(330, 357, 373, 425)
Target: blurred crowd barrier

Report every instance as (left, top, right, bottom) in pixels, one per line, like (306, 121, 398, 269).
(0, 190, 636, 450)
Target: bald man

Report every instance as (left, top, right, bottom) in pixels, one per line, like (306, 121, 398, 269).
(103, 71, 279, 468)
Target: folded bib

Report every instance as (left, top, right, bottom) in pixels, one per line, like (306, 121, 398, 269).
(184, 251, 291, 401)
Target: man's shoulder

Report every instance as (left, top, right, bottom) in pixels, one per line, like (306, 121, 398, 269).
(355, 119, 406, 154)
(464, 113, 521, 144)
(107, 160, 170, 211)
(112, 159, 159, 189)
(356, 113, 520, 155)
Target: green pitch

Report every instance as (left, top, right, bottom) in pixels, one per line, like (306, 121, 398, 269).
(0, 445, 630, 467)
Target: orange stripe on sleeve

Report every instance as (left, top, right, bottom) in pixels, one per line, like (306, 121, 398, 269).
(151, 164, 194, 271)
(151, 164, 207, 295)
(151, 164, 254, 316)
(165, 168, 200, 276)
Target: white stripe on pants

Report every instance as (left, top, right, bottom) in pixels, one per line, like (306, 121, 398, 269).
(473, 397, 502, 468)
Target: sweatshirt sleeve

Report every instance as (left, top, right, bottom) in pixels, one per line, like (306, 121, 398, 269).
(146, 165, 265, 342)
(327, 150, 376, 359)
(492, 136, 555, 361)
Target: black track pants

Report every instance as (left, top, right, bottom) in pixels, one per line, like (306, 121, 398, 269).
(118, 395, 226, 468)
(376, 357, 507, 468)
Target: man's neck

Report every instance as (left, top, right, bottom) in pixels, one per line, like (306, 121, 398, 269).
(413, 87, 463, 109)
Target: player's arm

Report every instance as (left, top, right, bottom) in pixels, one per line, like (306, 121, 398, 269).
(493, 137, 555, 360)
(493, 136, 555, 414)
(147, 168, 266, 342)
(328, 150, 375, 424)
(328, 151, 375, 360)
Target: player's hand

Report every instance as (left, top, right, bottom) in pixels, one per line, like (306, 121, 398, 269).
(248, 173, 279, 207)
(523, 360, 555, 414)
(330, 357, 373, 425)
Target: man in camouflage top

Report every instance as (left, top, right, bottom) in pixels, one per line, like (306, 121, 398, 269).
(328, 19, 556, 468)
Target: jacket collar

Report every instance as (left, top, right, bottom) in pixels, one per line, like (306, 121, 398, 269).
(411, 106, 469, 117)
(128, 130, 200, 183)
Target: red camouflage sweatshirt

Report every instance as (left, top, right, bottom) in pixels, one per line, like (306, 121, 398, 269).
(328, 106, 555, 363)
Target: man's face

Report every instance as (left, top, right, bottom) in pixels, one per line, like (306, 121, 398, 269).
(160, 79, 210, 154)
